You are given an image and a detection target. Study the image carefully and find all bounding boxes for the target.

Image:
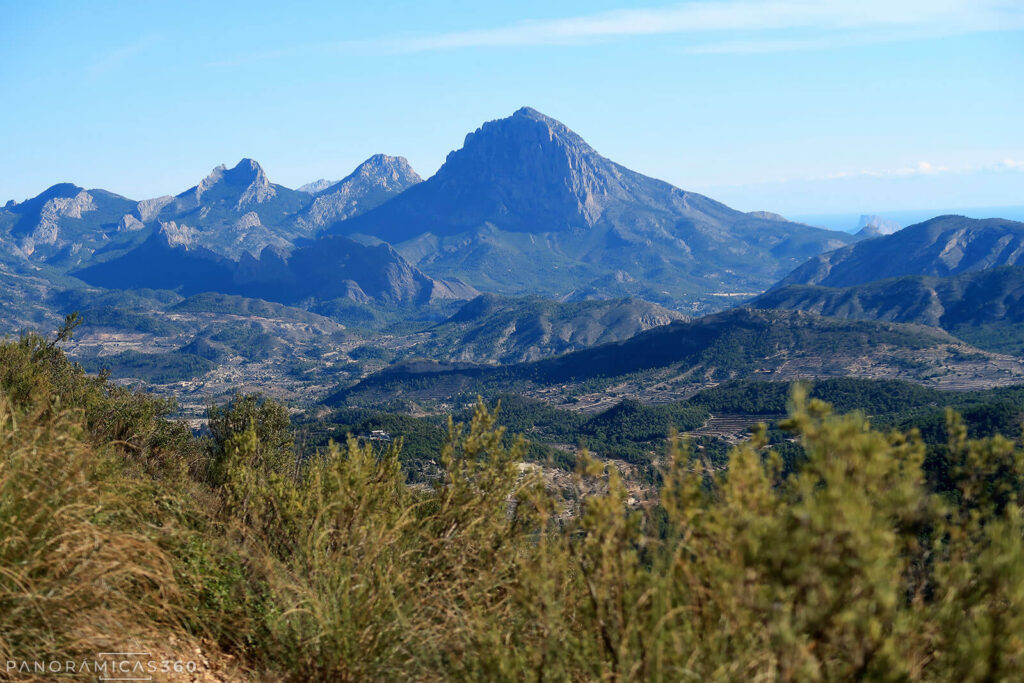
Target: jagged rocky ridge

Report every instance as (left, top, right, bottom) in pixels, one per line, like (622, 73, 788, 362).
(0, 154, 423, 267)
(297, 154, 421, 230)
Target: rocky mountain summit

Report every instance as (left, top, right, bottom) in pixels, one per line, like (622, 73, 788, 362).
(146, 158, 311, 259)
(297, 154, 421, 230)
(0, 154, 422, 269)
(0, 183, 136, 264)
(332, 107, 853, 303)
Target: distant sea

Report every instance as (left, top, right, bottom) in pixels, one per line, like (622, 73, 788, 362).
(790, 206, 1024, 233)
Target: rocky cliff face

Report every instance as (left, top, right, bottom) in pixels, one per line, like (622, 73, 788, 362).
(0, 184, 137, 263)
(776, 216, 1024, 289)
(298, 154, 421, 229)
(147, 158, 309, 258)
(173, 158, 278, 212)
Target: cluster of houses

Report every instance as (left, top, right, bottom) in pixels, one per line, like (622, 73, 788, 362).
(359, 429, 393, 443)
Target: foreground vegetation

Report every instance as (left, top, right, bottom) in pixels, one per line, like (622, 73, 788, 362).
(2, 324, 1023, 680)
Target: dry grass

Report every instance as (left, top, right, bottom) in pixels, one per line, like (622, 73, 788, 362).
(0, 393, 189, 664)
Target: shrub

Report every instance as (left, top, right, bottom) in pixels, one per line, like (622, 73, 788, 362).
(2, 326, 1024, 680)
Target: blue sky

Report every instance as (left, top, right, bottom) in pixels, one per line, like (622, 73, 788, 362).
(2, 0, 1022, 218)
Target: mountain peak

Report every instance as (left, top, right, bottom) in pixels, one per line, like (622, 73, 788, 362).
(298, 154, 423, 229)
(224, 158, 270, 188)
(468, 107, 592, 152)
(403, 107, 615, 232)
(348, 154, 421, 185)
(40, 182, 86, 199)
(334, 107, 706, 242)
(229, 157, 264, 176)
(512, 105, 553, 121)
(187, 158, 276, 207)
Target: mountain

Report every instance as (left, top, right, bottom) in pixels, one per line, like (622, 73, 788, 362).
(74, 228, 475, 306)
(330, 107, 854, 306)
(297, 179, 336, 194)
(754, 265, 1024, 355)
(408, 293, 686, 363)
(72, 222, 237, 294)
(296, 155, 421, 230)
(776, 215, 1024, 289)
(234, 236, 476, 305)
(333, 308, 1024, 406)
(756, 265, 1024, 328)
(0, 155, 425, 273)
(146, 158, 312, 259)
(5, 155, 455, 307)
(0, 183, 138, 265)
(855, 214, 902, 238)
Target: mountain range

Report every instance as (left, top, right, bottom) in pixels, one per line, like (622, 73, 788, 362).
(0, 152, 420, 271)
(4, 107, 1024, 414)
(1, 107, 857, 311)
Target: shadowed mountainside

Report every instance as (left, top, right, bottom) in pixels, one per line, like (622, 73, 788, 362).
(776, 215, 1024, 289)
(408, 293, 686, 363)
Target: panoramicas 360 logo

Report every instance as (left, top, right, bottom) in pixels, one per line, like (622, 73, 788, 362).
(5, 652, 199, 679)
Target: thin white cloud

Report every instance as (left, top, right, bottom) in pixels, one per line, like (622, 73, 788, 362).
(697, 157, 1024, 215)
(839, 161, 950, 179)
(87, 34, 161, 79)
(753, 158, 1024, 185)
(208, 0, 1024, 67)
(373, 0, 1024, 53)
